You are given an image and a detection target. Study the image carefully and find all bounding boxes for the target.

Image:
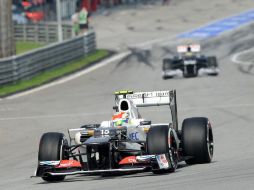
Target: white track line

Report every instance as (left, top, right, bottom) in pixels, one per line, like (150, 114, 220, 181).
(0, 34, 174, 101)
(1, 52, 130, 101)
(2, 10, 254, 101)
(231, 47, 254, 65)
(0, 34, 176, 101)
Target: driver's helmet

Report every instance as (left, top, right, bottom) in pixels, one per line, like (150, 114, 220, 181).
(112, 111, 130, 127)
(185, 46, 193, 57)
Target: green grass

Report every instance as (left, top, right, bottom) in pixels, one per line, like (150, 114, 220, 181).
(0, 49, 110, 97)
(16, 41, 44, 55)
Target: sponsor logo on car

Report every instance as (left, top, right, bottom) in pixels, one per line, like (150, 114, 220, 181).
(56, 160, 81, 168)
(39, 161, 60, 166)
(136, 155, 155, 162)
(129, 132, 139, 140)
(156, 154, 169, 169)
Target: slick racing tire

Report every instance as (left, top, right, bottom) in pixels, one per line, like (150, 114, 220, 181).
(207, 56, 218, 67)
(147, 125, 169, 155)
(182, 117, 214, 165)
(162, 59, 173, 71)
(38, 132, 69, 182)
(147, 125, 177, 174)
(162, 59, 174, 79)
(207, 56, 219, 76)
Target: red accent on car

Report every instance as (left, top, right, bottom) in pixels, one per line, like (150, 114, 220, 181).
(56, 160, 82, 168)
(119, 156, 138, 165)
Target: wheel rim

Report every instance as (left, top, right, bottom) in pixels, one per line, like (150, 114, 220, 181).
(60, 138, 69, 160)
(169, 132, 178, 170)
(207, 123, 214, 160)
(170, 147, 178, 170)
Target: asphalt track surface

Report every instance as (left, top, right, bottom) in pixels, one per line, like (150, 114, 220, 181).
(1, 1, 254, 190)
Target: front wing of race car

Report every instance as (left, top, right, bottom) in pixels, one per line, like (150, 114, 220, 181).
(41, 167, 148, 177)
(162, 57, 219, 78)
(34, 154, 174, 177)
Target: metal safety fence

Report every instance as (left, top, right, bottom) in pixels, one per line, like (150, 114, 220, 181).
(0, 31, 96, 85)
(14, 23, 74, 43)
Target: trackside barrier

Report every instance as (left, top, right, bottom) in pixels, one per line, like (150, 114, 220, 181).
(0, 31, 96, 85)
(14, 23, 74, 43)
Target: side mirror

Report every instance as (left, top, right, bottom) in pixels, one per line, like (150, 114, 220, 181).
(81, 124, 100, 129)
(113, 106, 118, 111)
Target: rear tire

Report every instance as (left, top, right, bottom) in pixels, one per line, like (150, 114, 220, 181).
(182, 117, 213, 165)
(38, 132, 68, 182)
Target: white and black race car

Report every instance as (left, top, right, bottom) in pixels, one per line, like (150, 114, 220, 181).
(34, 90, 214, 182)
(162, 44, 219, 79)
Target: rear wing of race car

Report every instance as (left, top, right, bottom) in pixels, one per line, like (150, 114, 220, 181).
(177, 44, 201, 53)
(115, 90, 179, 131)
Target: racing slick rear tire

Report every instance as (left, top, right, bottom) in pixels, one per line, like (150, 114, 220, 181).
(182, 117, 213, 165)
(38, 132, 69, 182)
(147, 125, 177, 174)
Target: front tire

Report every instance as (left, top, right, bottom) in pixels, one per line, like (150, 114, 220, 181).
(207, 56, 218, 67)
(147, 125, 177, 174)
(38, 132, 69, 182)
(162, 59, 173, 71)
(162, 59, 175, 80)
(147, 125, 169, 155)
(207, 56, 219, 76)
(182, 117, 213, 165)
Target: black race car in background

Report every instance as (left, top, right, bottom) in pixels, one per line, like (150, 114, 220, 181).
(162, 44, 219, 79)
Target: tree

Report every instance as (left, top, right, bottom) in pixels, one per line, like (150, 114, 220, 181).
(0, 0, 15, 58)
